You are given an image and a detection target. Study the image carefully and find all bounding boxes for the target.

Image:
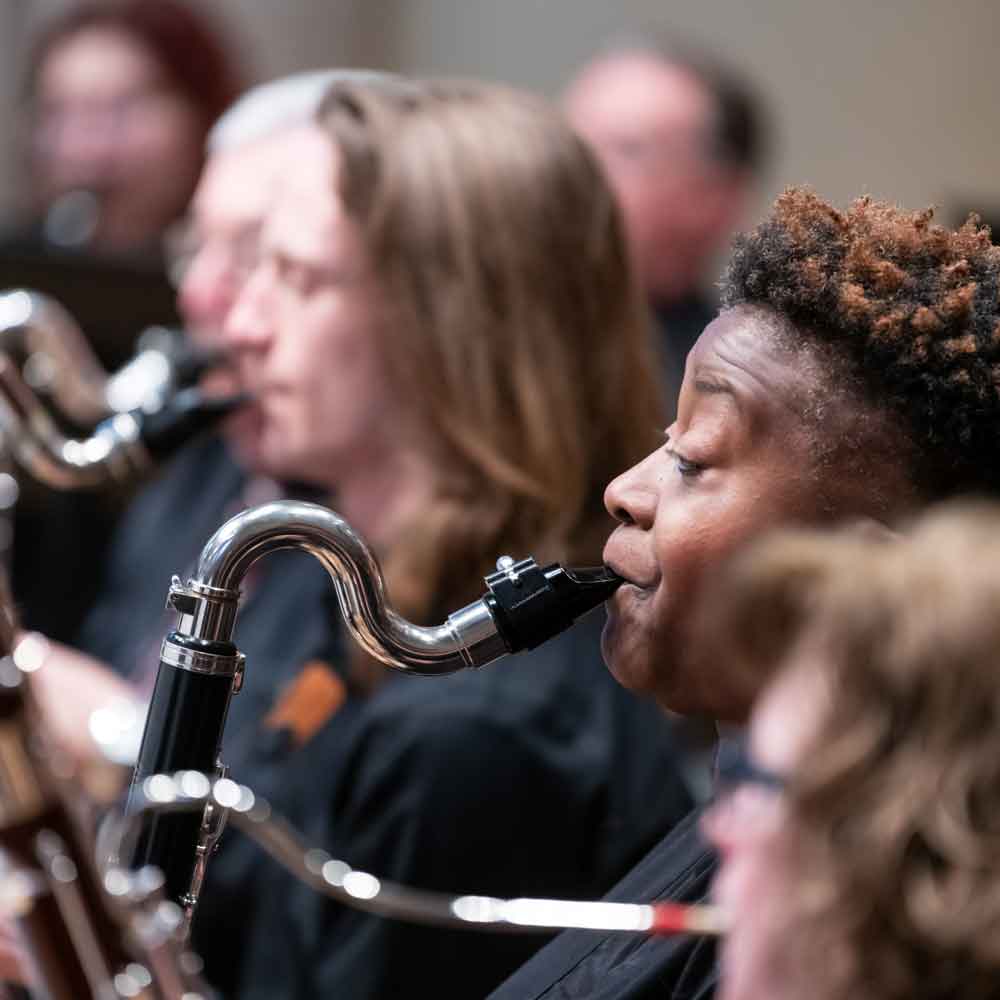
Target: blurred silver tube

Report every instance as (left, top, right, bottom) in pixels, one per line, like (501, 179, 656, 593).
(0, 358, 241, 491)
(0, 289, 109, 425)
(0, 289, 212, 426)
(0, 355, 149, 489)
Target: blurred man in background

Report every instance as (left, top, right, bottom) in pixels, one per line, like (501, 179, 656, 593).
(564, 36, 768, 406)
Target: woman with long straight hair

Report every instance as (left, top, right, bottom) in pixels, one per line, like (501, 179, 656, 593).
(211, 76, 692, 999)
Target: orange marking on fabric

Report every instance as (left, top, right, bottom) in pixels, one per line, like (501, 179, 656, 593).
(264, 660, 346, 747)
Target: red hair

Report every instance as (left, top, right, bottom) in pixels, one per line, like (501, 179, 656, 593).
(27, 0, 246, 129)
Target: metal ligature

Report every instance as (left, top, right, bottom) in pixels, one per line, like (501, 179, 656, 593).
(124, 499, 623, 923)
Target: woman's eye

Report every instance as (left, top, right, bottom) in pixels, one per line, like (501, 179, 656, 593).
(676, 455, 704, 478)
(662, 434, 704, 479)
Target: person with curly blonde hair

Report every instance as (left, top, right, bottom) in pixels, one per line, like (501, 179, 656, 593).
(702, 501, 1000, 1000)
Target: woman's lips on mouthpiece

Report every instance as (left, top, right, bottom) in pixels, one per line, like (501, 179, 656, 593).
(602, 557, 657, 592)
(602, 532, 659, 591)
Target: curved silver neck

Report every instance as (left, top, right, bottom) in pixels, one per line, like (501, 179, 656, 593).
(0, 289, 110, 425)
(0, 356, 150, 488)
(0, 289, 196, 426)
(173, 500, 507, 675)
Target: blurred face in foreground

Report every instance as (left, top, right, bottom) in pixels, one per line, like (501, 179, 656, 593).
(703, 664, 826, 1000)
(601, 305, 832, 719)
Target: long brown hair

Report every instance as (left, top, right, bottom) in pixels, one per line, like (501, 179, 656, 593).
(317, 78, 664, 622)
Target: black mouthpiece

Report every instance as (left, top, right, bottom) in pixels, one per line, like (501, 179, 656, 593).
(133, 326, 228, 389)
(483, 558, 623, 654)
(173, 343, 226, 388)
(134, 388, 248, 460)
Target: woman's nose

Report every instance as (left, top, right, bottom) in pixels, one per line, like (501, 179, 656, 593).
(604, 450, 658, 529)
(177, 244, 235, 334)
(222, 266, 272, 353)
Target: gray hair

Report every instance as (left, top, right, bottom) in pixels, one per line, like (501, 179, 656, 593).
(206, 68, 406, 153)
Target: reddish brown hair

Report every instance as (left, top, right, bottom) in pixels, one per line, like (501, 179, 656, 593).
(26, 0, 245, 130)
(722, 188, 1000, 499)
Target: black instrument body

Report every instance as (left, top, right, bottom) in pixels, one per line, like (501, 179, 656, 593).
(125, 633, 238, 903)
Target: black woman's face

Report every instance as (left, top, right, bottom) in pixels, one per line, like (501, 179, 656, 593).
(602, 305, 836, 720)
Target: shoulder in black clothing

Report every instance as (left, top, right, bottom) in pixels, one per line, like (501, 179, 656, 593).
(236, 611, 695, 1000)
(487, 808, 719, 1000)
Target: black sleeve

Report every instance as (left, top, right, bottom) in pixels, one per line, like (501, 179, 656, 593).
(486, 811, 719, 1000)
(295, 705, 624, 1000)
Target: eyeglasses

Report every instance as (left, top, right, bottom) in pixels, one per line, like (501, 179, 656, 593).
(163, 218, 261, 291)
(715, 739, 786, 795)
(703, 740, 788, 844)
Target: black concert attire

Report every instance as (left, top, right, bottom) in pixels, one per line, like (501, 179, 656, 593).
(486, 809, 718, 1000)
(74, 435, 695, 999)
(12, 484, 121, 641)
(466, 292, 727, 1000)
(229, 610, 695, 1000)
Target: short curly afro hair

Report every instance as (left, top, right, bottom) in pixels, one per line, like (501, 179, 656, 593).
(721, 187, 1000, 499)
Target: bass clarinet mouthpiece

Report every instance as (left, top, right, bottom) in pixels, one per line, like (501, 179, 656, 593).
(482, 557, 623, 654)
(134, 387, 248, 462)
